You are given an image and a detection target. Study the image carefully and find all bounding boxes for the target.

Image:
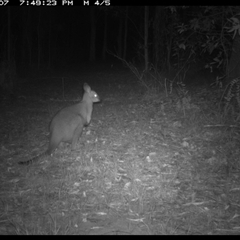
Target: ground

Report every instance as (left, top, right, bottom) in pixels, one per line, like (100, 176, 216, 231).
(0, 65, 240, 235)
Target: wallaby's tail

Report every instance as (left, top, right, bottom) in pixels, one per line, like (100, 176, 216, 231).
(18, 152, 49, 165)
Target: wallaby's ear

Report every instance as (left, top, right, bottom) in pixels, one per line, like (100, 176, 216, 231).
(83, 83, 91, 92)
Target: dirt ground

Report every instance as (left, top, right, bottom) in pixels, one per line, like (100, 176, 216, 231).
(0, 65, 240, 235)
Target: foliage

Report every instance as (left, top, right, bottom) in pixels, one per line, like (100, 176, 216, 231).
(171, 6, 240, 80)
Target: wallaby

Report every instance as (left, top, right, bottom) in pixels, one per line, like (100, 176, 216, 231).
(18, 83, 100, 165)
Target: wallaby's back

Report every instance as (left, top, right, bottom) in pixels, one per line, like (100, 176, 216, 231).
(18, 83, 100, 165)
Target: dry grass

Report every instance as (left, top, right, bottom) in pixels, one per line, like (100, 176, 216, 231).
(0, 69, 240, 235)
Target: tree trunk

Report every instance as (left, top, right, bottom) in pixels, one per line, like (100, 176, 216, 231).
(37, 9, 41, 69)
(153, 6, 161, 69)
(144, 6, 149, 71)
(89, 7, 96, 62)
(48, 13, 52, 68)
(123, 6, 128, 60)
(102, 12, 107, 61)
(117, 18, 123, 58)
(227, 33, 240, 80)
(7, 7, 11, 63)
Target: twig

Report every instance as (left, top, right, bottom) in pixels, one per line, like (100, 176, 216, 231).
(204, 124, 240, 128)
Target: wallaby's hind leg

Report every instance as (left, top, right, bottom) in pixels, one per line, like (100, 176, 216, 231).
(47, 132, 62, 155)
(71, 122, 84, 150)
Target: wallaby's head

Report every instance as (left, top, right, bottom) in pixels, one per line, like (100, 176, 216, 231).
(83, 83, 100, 103)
